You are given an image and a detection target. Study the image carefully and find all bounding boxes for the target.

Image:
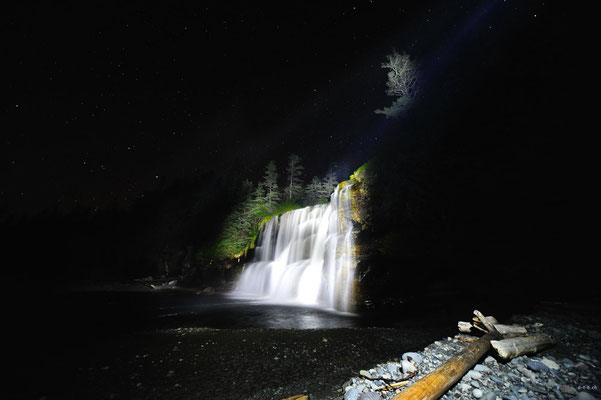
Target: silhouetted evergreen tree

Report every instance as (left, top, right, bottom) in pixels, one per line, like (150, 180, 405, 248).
(285, 153, 304, 202)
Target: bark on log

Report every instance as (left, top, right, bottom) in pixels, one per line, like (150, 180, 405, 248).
(494, 324, 527, 336)
(473, 315, 499, 325)
(490, 335, 555, 360)
(454, 334, 479, 343)
(391, 331, 501, 400)
(458, 321, 527, 336)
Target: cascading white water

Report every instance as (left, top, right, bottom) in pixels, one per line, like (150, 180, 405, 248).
(233, 184, 356, 312)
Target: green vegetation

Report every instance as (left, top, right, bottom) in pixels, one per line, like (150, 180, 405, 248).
(199, 155, 342, 261)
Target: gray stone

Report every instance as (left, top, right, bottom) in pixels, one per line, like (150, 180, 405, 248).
(474, 364, 492, 373)
(473, 388, 483, 398)
(459, 383, 471, 392)
(402, 352, 423, 363)
(559, 385, 578, 395)
(401, 360, 417, 374)
(527, 360, 550, 373)
(481, 392, 497, 400)
(573, 392, 600, 400)
(491, 376, 504, 385)
(541, 358, 560, 370)
(359, 370, 372, 379)
(356, 384, 366, 393)
(359, 393, 382, 400)
(560, 358, 574, 367)
(484, 356, 498, 365)
(386, 362, 398, 375)
(466, 370, 483, 380)
(344, 387, 359, 400)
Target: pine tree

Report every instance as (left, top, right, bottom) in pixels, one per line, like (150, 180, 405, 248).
(285, 153, 304, 202)
(320, 168, 339, 198)
(263, 161, 281, 208)
(303, 176, 325, 205)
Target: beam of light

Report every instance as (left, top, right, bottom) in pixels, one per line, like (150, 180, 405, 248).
(421, 0, 501, 84)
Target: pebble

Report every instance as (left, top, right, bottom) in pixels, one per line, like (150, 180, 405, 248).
(466, 370, 482, 380)
(474, 364, 492, 373)
(574, 392, 600, 400)
(559, 385, 578, 395)
(561, 358, 575, 367)
(401, 360, 417, 374)
(358, 392, 382, 400)
(344, 387, 359, 400)
(386, 362, 398, 375)
(402, 352, 423, 363)
(473, 388, 483, 398)
(359, 370, 372, 379)
(484, 356, 498, 365)
(459, 383, 471, 392)
(481, 391, 497, 400)
(542, 358, 560, 370)
(527, 360, 550, 373)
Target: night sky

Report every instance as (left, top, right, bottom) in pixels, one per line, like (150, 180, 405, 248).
(4, 0, 564, 217)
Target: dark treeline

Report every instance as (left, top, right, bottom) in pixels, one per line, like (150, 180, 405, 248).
(2, 172, 238, 286)
(1, 158, 344, 288)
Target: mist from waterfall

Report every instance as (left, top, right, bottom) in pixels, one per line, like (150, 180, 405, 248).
(232, 184, 356, 312)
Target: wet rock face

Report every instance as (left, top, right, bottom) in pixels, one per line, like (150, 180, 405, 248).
(339, 311, 601, 400)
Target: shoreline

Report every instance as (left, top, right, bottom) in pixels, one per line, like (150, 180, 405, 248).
(336, 308, 601, 400)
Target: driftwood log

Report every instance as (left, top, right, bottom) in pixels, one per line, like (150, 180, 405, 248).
(459, 320, 527, 336)
(490, 335, 556, 360)
(391, 311, 501, 400)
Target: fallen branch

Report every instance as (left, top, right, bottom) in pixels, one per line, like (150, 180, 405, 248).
(490, 335, 556, 360)
(459, 320, 527, 337)
(391, 310, 501, 400)
(375, 381, 410, 391)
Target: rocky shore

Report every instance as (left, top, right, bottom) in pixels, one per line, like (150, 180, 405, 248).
(339, 309, 600, 400)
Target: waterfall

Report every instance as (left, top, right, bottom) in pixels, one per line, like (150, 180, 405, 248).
(232, 184, 356, 312)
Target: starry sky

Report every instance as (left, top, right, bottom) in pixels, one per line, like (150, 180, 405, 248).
(3, 0, 556, 217)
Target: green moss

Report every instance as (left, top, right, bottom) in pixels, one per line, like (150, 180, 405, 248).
(349, 162, 371, 181)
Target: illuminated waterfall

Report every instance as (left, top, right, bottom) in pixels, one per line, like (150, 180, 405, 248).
(233, 184, 356, 312)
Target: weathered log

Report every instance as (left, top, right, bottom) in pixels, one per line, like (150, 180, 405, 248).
(473, 310, 497, 333)
(473, 315, 499, 325)
(458, 321, 527, 336)
(392, 311, 501, 400)
(490, 335, 555, 360)
(392, 331, 501, 400)
(494, 324, 527, 336)
(458, 321, 472, 333)
(454, 333, 479, 343)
